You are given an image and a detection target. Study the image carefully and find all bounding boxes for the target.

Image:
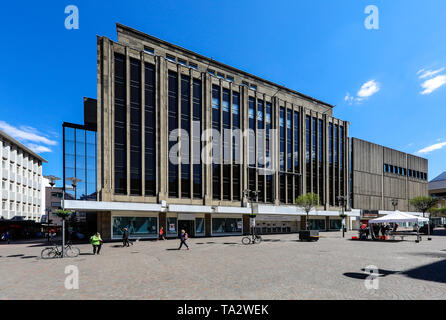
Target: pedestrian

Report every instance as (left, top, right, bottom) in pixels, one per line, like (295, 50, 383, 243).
(178, 229, 189, 250)
(122, 227, 131, 247)
(90, 232, 103, 255)
(4, 231, 10, 244)
(159, 226, 165, 241)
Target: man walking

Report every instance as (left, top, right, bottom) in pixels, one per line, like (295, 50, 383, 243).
(122, 227, 131, 247)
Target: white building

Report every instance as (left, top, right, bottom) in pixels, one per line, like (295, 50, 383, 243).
(0, 129, 47, 221)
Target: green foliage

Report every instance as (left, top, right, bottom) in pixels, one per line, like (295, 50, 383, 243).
(54, 209, 72, 220)
(295, 193, 320, 214)
(409, 196, 438, 215)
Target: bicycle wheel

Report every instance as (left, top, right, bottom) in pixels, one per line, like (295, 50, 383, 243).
(254, 235, 262, 244)
(65, 246, 80, 258)
(41, 248, 57, 259)
(242, 237, 252, 245)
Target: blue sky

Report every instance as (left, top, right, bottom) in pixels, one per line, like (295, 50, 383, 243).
(0, 0, 445, 186)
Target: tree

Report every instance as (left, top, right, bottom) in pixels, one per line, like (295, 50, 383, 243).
(296, 193, 320, 230)
(409, 196, 438, 218)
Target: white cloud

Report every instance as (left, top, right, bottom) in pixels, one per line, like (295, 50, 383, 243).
(418, 67, 445, 79)
(0, 121, 57, 146)
(357, 80, 380, 98)
(420, 75, 446, 95)
(417, 141, 446, 154)
(344, 80, 380, 105)
(26, 144, 52, 153)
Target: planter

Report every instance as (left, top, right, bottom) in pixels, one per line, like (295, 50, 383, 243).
(299, 230, 319, 242)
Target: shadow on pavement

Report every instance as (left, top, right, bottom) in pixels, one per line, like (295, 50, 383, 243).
(7, 254, 24, 258)
(344, 268, 400, 280)
(21, 256, 37, 259)
(166, 248, 179, 251)
(79, 253, 95, 256)
(402, 259, 446, 283)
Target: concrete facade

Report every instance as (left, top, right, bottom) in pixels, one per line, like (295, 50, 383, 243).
(0, 129, 46, 221)
(351, 137, 428, 213)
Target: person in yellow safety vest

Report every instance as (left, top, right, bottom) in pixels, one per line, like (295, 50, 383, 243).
(90, 232, 103, 255)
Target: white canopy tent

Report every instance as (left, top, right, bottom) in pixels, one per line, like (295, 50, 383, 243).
(368, 211, 429, 224)
(368, 211, 430, 241)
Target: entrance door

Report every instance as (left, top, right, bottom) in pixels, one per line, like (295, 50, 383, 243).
(178, 220, 195, 238)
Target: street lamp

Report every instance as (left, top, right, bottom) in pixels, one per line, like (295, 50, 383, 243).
(63, 177, 82, 258)
(44, 175, 60, 243)
(391, 199, 398, 211)
(337, 196, 348, 238)
(243, 189, 259, 237)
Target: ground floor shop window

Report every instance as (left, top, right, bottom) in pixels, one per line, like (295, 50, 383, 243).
(167, 217, 178, 236)
(196, 218, 205, 235)
(329, 219, 342, 230)
(308, 219, 326, 231)
(212, 218, 242, 234)
(112, 216, 158, 238)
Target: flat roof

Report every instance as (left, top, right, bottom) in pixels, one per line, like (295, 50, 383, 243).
(0, 129, 47, 163)
(115, 23, 335, 109)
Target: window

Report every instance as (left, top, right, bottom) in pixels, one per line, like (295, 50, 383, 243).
(130, 58, 142, 195)
(222, 88, 231, 200)
(192, 79, 202, 199)
(189, 63, 198, 70)
(112, 216, 158, 239)
(250, 84, 257, 91)
(168, 71, 179, 198)
(196, 218, 205, 235)
(212, 85, 221, 200)
(212, 218, 242, 234)
(145, 63, 156, 196)
(166, 54, 176, 63)
(178, 58, 187, 66)
(242, 81, 249, 87)
(167, 217, 178, 236)
(226, 76, 234, 83)
(143, 46, 154, 55)
(217, 72, 225, 79)
(207, 69, 215, 76)
(232, 92, 241, 201)
(384, 164, 388, 172)
(114, 53, 127, 194)
(180, 74, 191, 198)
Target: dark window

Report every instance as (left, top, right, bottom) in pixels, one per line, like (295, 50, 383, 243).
(189, 63, 198, 70)
(319, 120, 324, 202)
(334, 124, 339, 206)
(168, 71, 179, 198)
(192, 79, 202, 198)
(129, 58, 142, 195)
(212, 85, 221, 200)
(232, 92, 241, 201)
(312, 118, 317, 195)
(166, 54, 176, 63)
(265, 102, 273, 202)
(222, 88, 231, 200)
(329, 123, 333, 206)
(145, 63, 156, 196)
(114, 53, 127, 194)
(339, 126, 344, 198)
(144, 47, 154, 55)
(180, 75, 191, 198)
(306, 116, 311, 194)
(178, 59, 187, 66)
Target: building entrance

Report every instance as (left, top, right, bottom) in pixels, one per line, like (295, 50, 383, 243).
(178, 220, 195, 237)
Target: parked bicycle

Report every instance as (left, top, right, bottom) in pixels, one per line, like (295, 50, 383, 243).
(41, 241, 80, 259)
(242, 234, 262, 245)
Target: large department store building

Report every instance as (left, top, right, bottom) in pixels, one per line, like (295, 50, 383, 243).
(64, 24, 427, 240)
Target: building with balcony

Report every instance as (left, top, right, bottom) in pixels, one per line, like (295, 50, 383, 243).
(0, 129, 47, 221)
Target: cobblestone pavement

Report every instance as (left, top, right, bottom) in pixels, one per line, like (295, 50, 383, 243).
(1, 230, 446, 300)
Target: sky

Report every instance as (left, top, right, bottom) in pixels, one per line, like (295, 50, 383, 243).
(0, 0, 445, 186)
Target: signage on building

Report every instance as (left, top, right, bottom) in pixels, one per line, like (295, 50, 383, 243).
(169, 223, 176, 232)
(249, 218, 256, 228)
(362, 210, 379, 218)
(237, 221, 243, 229)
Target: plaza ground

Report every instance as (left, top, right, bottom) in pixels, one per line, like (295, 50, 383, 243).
(1, 230, 446, 299)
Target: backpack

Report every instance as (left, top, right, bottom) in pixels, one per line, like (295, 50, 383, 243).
(185, 233, 188, 240)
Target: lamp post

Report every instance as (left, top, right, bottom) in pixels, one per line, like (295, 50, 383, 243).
(391, 199, 398, 211)
(337, 196, 347, 238)
(44, 175, 60, 243)
(63, 177, 82, 258)
(244, 189, 259, 238)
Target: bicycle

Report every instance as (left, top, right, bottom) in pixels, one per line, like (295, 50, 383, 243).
(241, 234, 262, 245)
(41, 241, 80, 259)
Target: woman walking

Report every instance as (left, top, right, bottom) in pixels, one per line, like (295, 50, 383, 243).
(178, 229, 189, 250)
(159, 226, 165, 241)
